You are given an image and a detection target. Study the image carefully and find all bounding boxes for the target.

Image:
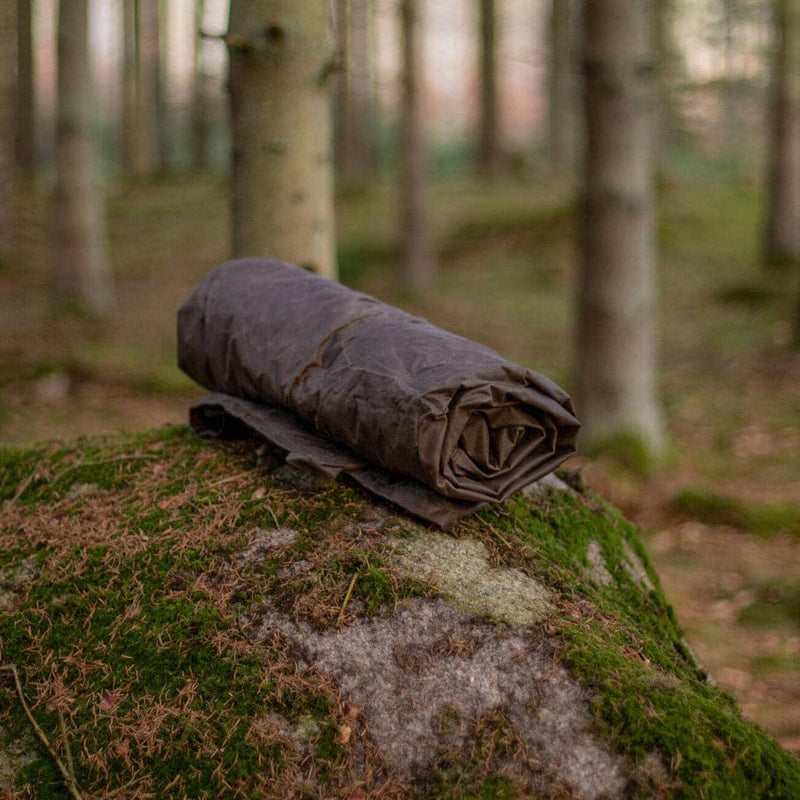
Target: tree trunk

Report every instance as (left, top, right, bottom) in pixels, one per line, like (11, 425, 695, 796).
(53, 0, 113, 317)
(477, 0, 499, 179)
(547, 0, 580, 174)
(335, 0, 373, 185)
(227, 0, 337, 279)
(399, 0, 433, 293)
(140, 0, 167, 172)
(765, 0, 800, 270)
(721, 0, 739, 161)
(122, 0, 160, 177)
(577, 0, 664, 455)
(0, 0, 16, 262)
(15, 0, 34, 178)
(654, 0, 679, 176)
(191, 0, 208, 170)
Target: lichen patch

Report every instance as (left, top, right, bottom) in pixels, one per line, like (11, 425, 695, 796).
(252, 598, 629, 798)
(622, 540, 655, 592)
(586, 540, 614, 587)
(389, 531, 552, 626)
(235, 526, 299, 567)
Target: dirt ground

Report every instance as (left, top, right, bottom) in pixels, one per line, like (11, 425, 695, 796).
(1, 173, 798, 754)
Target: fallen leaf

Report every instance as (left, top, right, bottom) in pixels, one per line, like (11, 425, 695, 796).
(335, 724, 352, 745)
(98, 692, 120, 711)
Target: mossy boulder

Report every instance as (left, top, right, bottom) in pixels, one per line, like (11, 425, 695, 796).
(0, 426, 798, 799)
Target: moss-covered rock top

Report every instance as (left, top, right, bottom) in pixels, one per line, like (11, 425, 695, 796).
(1, 426, 798, 799)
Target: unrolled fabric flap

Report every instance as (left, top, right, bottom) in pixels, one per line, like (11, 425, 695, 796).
(190, 392, 479, 529)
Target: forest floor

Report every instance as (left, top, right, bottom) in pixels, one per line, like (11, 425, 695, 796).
(1, 169, 798, 754)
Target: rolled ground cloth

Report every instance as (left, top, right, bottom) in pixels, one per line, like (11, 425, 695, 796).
(178, 258, 580, 528)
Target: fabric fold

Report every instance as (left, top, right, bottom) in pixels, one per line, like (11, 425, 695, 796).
(178, 257, 580, 528)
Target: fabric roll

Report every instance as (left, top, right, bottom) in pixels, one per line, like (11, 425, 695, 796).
(178, 257, 580, 527)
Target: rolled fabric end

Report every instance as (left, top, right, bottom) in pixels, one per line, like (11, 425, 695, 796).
(178, 257, 580, 525)
(418, 379, 579, 503)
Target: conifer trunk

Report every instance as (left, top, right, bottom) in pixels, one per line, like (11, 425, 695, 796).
(766, 0, 800, 269)
(122, 0, 160, 177)
(577, 0, 664, 454)
(227, 0, 337, 279)
(478, 0, 499, 179)
(140, 0, 167, 172)
(0, 0, 16, 261)
(547, 0, 579, 173)
(335, 0, 373, 184)
(399, 0, 432, 293)
(191, 0, 207, 170)
(16, 0, 35, 178)
(53, 0, 113, 317)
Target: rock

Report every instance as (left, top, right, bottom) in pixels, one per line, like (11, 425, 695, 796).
(0, 426, 798, 798)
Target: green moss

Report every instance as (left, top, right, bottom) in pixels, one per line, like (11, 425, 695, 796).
(422, 771, 518, 800)
(669, 488, 800, 536)
(475, 491, 800, 799)
(354, 564, 396, 614)
(585, 431, 658, 478)
(737, 580, 800, 629)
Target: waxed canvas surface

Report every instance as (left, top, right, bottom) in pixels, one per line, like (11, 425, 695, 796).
(178, 257, 580, 527)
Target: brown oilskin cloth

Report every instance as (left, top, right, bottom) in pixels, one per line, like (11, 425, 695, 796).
(177, 258, 580, 528)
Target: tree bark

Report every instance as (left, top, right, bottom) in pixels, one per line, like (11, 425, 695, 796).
(191, 0, 208, 170)
(53, 0, 113, 317)
(577, 0, 664, 454)
(399, 0, 433, 293)
(547, 0, 580, 174)
(654, 0, 679, 176)
(0, 0, 16, 262)
(765, 0, 800, 270)
(477, 0, 499, 179)
(15, 0, 34, 178)
(721, 0, 740, 161)
(335, 0, 373, 185)
(122, 0, 161, 177)
(140, 0, 167, 172)
(227, 0, 337, 279)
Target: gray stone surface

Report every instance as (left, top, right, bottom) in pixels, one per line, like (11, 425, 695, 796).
(253, 598, 630, 799)
(585, 540, 615, 587)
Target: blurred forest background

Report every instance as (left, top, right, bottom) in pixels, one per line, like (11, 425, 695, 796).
(0, 0, 799, 757)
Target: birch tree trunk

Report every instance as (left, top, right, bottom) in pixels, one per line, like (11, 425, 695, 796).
(335, 0, 373, 185)
(53, 0, 113, 317)
(577, 0, 664, 455)
(765, 0, 800, 270)
(547, 0, 579, 174)
(0, 0, 16, 262)
(399, 0, 433, 293)
(16, 0, 34, 178)
(227, 0, 337, 279)
(477, 0, 499, 179)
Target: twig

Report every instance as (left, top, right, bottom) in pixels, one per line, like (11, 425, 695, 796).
(205, 474, 245, 488)
(57, 708, 76, 784)
(4, 472, 36, 508)
(0, 664, 83, 800)
(47, 453, 159, 491)
(337, 572, 360, 627)
(79, 454, 159, 467)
